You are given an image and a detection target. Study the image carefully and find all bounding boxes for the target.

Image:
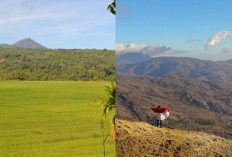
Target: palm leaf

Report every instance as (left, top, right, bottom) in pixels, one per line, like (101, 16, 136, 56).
(97, 81, 116, 139)
(107, 0, 116, 15)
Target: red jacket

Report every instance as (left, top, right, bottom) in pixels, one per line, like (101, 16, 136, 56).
(151, 107, 169, 113)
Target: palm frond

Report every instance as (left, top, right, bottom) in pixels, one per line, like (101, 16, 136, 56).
(107, 0, 116, 15)
(96, 81, 116, 140)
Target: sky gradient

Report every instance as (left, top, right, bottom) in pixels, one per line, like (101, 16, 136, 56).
(117, 0, 232, 61)
(0, 0, 115, 49)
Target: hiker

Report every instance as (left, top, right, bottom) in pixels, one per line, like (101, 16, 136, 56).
(156, 106, 163, 128)
(151, 106, 170, 128)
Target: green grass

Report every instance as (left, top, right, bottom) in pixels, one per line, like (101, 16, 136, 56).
(0, 81, 115, 157)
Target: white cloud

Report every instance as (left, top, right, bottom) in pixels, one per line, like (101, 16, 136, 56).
(205, 31, 232, 49)
(116, 43, 186, 57)
(0, 15, 50, 24)
(116, 43, 147, 53)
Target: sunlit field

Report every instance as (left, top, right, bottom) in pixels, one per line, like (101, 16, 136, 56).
(0, 81, 115, 157)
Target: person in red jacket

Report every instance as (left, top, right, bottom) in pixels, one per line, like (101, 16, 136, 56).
(151, 106, 170, 128)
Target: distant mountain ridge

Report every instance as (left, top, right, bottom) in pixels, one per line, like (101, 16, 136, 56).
(225, 59, 232, 64)
(117, 56, 232, 83)
(0, 38, 47, 49)
(116, 52, 153, 65)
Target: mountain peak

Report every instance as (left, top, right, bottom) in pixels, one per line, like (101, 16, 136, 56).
(22, 38, 33, 41)
(11, 38, 47, 49)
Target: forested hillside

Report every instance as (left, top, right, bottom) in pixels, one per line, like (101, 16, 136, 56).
(0, 48, 115, 81)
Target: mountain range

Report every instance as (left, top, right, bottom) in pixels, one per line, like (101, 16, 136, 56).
(116, 52, 152, 65)
(0, 38, 47, 49)
(117, 52, 232, 66)
(116, 55, 232, 139)
(117, 56, 232, 83)
(116, 74, 232, 138)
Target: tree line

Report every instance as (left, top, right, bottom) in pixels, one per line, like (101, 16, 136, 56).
(0, 48, 115, 81)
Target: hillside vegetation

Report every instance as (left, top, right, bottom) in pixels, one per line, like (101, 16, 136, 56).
(116, 75, 232, 139)
(0, 48, 115, 81)
(116, 120, 232, 157)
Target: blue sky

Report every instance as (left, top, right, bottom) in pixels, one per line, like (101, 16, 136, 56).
(117, 0, 232, 60)
(0, 0, 115, 49)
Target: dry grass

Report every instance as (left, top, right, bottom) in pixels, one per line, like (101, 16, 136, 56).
(116, 119, 232, 157)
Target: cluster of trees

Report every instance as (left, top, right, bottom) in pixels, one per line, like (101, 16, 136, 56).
(0, 48, 115, 81)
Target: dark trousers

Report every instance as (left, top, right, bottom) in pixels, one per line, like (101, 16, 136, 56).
(157, 120, 163, 128)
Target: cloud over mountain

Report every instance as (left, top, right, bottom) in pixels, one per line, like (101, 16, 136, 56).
(116, 43, 186, 57)
(205, 31, 232, 49)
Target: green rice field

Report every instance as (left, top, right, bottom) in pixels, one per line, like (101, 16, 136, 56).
(0, 81, 115, 157)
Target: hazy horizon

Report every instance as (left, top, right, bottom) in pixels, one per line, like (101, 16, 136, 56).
(0, 37, 115, 50)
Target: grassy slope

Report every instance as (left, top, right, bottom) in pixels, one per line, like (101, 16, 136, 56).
(116, 120, 232, 157)
(0, 81, 115, 157)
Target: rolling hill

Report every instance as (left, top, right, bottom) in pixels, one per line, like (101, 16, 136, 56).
(116, 74, 232, 139)
(116, 119, 232, 157)
(0, 44, 11, 48)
